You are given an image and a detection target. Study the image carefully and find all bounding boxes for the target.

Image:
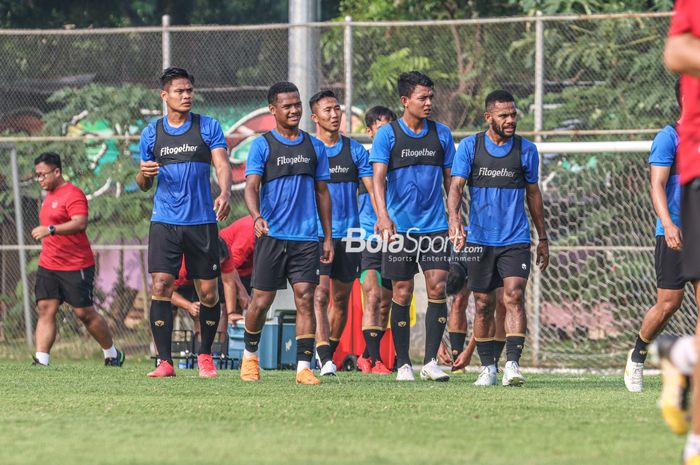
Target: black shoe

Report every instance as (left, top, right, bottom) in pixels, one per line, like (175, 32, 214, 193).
(31, 356, 48, 366)
(105, 349, 125, 367)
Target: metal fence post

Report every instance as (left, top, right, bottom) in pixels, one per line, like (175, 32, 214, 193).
(289, 0, 320, 133)
(343, 16, 353, 135)
(161, 14, 171, 116)
(531, 10, 544, 366)
(9, 146, 33, 347)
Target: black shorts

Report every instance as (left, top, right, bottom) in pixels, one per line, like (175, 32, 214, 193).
(239, 275, 252, 295)
(381, 230, 451, 281)
(148, 222, 220, 280)
(35, 265, 95, 308)
(655, 236, 685, 290)
(361, 245, 392, 291)
(251, 236, 320, 291)
(319, 239, 360, 282)
(465, 243, 531, 292)
(682, 179, 700, 282)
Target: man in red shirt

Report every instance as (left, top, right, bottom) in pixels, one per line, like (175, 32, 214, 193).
(30, 152, 123, 367)
(660, 3, 700, 464)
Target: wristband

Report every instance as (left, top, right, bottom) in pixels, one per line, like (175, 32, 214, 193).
(254, 216, 263, 224)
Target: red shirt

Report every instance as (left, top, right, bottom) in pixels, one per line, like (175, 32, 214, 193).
(669, 0, 700, 184)
(38, 182, 95, 271)
(218, 216, 255, 277)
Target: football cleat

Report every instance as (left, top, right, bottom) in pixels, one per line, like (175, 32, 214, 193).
(147, 360, 176, 377)
(296, 368, 321, 385)
(624, 349, 643, 392)
(240, 356, 260, 382)
(105, 349, 125, 367)
(320, 360, 337, 377)
(197, 354, 218, 378)
(502, 361, 525, 386)
(31, 356, 48, 367)
(357, 356, 372, 374)
(371, 360, 392, 375)
(474, 366, 497, 386)
(396, 363, 415, 381)
(656, 336, 690, 435)
(419, 359, 449, 382)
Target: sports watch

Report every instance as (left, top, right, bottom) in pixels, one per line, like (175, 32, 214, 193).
(48, 225, 56, 235)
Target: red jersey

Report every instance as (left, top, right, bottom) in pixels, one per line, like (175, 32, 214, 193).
(218, 216, 255, 277)
(38, 182, 95, 271)
(669, 0, 700, 184)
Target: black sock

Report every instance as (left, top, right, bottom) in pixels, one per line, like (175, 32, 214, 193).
(329, 338, 340, 357)
(449, 332, 467, 360)
(363, 328, 383, 364)
(317, 342, 332, 365)
(243, 328, 262, 353)
(150, 299, 173, 364)
(391, 301, 411, 367)
(631, 335, 650, 363)
(476, 339, 495, 367)
(297, 337, 315, 363)
(198, 303, 220, 355)
(362, 345, 370, 359)
(506, 335, 526, 363)
(424, 300, 448, 364)
(494, 339, 506, 367)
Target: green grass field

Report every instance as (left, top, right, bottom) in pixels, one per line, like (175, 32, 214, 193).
(0, 359, 684, 465)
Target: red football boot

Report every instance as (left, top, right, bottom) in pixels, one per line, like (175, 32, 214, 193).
(147, 360, 176, 377)
(197, 354, 218, 378)
(357, 355, 372, 374)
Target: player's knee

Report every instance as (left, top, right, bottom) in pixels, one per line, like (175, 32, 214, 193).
(199, 291, 218, 308)
(503, 287, 524, 307)
(474, 297, 492, 316)
(660, 299, 682, 318)
(314, 288, 329, 309)
(152, 277, 174, 297)
(392, 284, 412, 306)
(364, 288, 381, 310)
(428, 280, 446, 300)
(74, 307, 97, 324)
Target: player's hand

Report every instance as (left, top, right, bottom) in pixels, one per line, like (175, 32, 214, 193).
(213, 193, 231, 222)
(31, 226, 51, 240)
(321, 237, 334, 264)
(187, 301, 201, 318)
(375, 214, 396, 243)
(254, 217, 269, 237)
(228, 312, 244, 325)
(537, 238, 550, 271)
(437, 342, 453, 366)
(139, 160, 160, 178)
(449, 217, 465, 251)
(664, 223, 682, 251)
(451, 349, 472, 371)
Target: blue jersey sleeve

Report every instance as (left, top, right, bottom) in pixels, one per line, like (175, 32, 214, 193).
(139, 123, 156, 162)
(369, 124, 394, 165)
(451, 136, 477, 179)
(200, 116, 228, 150)
(351, 139, 373, 178)
(436, 123, 456, 168)
(521, 139, 539, 184)
(245, 137, 268, 177)
(313, 138, 331, 181)
(649, 129, 676, 166)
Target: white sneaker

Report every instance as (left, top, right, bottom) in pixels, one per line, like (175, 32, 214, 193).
(320, 360, 337, 376)
(420, 359, 449, 382)
(624, 349, 644, 393)
(473, 366, 497, 386)
(502, 361, 525, 386)
(396, 363, 415, 381)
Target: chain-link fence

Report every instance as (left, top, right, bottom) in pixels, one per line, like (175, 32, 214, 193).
(0, 12, 685, 367)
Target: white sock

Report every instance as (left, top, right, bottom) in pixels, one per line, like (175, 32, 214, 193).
(684, 434, 700, 462)
(35, 352, 49, 365)
(243, 349, 258, 358)
(297, 361, 311, 373)
(671, 336, 697, 376)
(103, 345, 118, 359)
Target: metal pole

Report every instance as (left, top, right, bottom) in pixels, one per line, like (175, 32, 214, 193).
(531, 10, 544, 366)
(10, 146, 33, 347)
(161, 14, 171, 116)
(343, 16, 353, 135)
(289, 0, 320, 133)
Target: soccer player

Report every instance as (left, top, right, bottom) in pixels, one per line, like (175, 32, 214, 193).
(624, 81, 685, 393)
(664, 2, 700, 463)
(371, 71, 456, 382)
(30, 152, 124, 367)
(136, 67, 232, 378)
(242, 81, 333, 385)
(447, 90, 548, 387)
(308, 90, 372, 376)
(218, 215, 255, 304)
(356, 106, 397, 375)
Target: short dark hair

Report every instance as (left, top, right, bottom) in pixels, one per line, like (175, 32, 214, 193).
(397, 71, 434, 98)
(675, 77, 682, 108)
(485, 90, 515, 111)
(160, 67, 194, 89)
(364, 106, 397, 127)
(309, 90, 337, 112)
(218, 237, 230, 262)
(34, 152, 62, 172)
(446, 262, 467, 296)
(268, 81, 299, 104)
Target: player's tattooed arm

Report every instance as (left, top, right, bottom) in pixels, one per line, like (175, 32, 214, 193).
(447, 176, 467, 251)
(244, 174, 269, 237)
(525, 183, 549, 271)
